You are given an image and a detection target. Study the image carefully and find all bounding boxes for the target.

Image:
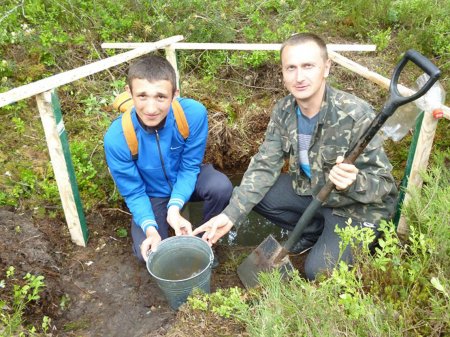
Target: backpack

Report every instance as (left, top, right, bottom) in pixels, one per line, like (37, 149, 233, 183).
(112, 91, 190, 160)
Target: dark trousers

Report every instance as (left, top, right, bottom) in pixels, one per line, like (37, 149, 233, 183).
(253, 174, 376, 280)
(131, 164, 233, 262)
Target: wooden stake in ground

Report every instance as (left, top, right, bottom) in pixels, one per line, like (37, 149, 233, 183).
(36, 90, 89, 246)
(396, 103, 444, 239)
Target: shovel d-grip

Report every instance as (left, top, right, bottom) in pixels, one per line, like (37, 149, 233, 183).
(238, 49, 441, 289)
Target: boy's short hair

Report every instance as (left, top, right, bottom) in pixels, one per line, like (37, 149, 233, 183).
(127, 55, 177, 95)
(280, 33, 328, 61)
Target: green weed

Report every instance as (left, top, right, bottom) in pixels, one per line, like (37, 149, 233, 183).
(80, 94, 108, 116)
(11, 116, 25, 134)
(187, 287, 249, 320)
(220, 251, 247, 274)
(69, 140, 102, 208)
(0, 266, 49, 336)
(368, 27, 392, 51)
(115, 227, 128, 238)
(2, 167, 39, 202)
(59, 294, 71, 311)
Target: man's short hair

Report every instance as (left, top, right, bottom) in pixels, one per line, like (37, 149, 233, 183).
(280, 33, 328, 61)
(127, 55, 177, 95)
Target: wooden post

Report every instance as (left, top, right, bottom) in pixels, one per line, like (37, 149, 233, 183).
(165, 46, 180, 91)
(36, 90, 88, 246)
(396, 108, 441, 238)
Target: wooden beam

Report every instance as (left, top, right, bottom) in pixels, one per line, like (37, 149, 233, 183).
(329, 50, 412, 93)
(101, 42, 377, 52)
(0, 35, 184, 108)
(36, 90, 89, 246)
(100, 43, 450, 119)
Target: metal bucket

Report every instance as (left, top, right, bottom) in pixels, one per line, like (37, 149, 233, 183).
(146, 236, 214, 310)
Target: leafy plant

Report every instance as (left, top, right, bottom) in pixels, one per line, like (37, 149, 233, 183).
(80, 94, 108, 116)
(115, 227, 128, 238)
(187, 287, 249, 319)
(59, 294, 71, 311)
(11, 116, 25, 134)
(368, 27, 391, 51)
(69, 140, 102, 207)
(0, 266, 49, 336)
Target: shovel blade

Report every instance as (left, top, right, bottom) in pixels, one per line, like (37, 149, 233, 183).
(237, 234, 294, 289)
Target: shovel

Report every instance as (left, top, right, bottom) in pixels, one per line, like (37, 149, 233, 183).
(237, 49, 441, 289)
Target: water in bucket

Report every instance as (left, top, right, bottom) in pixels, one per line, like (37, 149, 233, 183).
(146, 236, 213, 310)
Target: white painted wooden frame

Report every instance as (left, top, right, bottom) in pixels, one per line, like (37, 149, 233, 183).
(0, 35, 446, 245)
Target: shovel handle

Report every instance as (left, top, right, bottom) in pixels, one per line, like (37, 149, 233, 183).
(283, 50, 440, 252)
(389, 50, 441, 106)
(343, 50, 440, 166)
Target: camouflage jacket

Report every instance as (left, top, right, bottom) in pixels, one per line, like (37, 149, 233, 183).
(223, 85, 398, 228)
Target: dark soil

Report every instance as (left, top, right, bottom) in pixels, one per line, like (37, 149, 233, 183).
(0, 207, 308, 336)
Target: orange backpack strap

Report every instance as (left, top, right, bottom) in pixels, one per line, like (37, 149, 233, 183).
(114, 91, 138, 160)
(172, 99, 189, 139)
(121, 110, 138, 160)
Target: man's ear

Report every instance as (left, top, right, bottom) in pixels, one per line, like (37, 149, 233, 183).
(324, 59, 332, 78)
(125, 84, 131, 94)
(173, 88, 180, 99)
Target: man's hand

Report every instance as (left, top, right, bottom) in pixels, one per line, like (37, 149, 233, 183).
(329, 156, 359, 191)
(167, 205, 192, 236)
(140, 226, 161, 262)
(192, 213, 234, 246)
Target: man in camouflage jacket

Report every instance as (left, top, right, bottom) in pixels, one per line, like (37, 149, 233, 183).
(193, 33, 398, 280)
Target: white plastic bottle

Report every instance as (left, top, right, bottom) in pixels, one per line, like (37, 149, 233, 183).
(381, 73, 445, 141)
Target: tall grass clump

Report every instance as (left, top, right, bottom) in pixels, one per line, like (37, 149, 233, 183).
(237, 152, 449, 337)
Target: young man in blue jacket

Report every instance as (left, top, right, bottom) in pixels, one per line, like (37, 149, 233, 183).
(104, 55, 232, 262)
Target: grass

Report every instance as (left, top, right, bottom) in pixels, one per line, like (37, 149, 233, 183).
(175, 152, 449, 337)
(243, 271, 402, 337)
(63, 319, 91, 332)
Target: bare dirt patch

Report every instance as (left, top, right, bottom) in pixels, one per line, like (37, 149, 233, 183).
(0, 207, 308, 336)
(1, 206, 309, 336)
(0, 207, 172, 336)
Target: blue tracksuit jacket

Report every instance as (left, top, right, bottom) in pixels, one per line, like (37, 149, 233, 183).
(104, 97, 208, 233)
